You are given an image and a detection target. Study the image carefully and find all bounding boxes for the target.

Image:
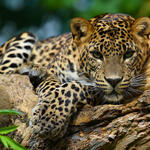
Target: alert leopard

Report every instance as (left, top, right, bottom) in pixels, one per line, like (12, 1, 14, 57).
(0, 13, 150, 140)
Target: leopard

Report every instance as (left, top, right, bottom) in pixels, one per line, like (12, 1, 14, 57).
(0, 13, 150, 141)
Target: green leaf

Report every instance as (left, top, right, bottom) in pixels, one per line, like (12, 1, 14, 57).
(0, 135, 9, 148)
(0, 135, 26, 150)
(0, 126, 18, 134)
(0, 109, 24, 115)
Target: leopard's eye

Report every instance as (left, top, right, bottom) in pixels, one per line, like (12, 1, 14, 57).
(123, 50, 135, 60)
(90, 50, 103, 61)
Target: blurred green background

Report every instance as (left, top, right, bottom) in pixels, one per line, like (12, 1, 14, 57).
(0, 0, 150, 44)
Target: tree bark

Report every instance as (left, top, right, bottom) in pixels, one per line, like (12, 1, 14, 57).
(0, 74, 150, 150)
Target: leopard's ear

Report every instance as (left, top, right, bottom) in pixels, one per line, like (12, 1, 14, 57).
(132, 17, 150, 43)
(70, 17, 93, 45)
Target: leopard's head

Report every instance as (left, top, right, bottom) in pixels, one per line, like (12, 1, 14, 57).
(70, 13, 150, 103)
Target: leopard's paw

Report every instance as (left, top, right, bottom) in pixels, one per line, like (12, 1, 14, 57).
(30, 100, 69, 141)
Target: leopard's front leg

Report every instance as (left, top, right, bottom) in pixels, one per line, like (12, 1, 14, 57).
(30, 77, 92, 140)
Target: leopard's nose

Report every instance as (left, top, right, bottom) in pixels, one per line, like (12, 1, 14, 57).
(104, 77, 122, 88)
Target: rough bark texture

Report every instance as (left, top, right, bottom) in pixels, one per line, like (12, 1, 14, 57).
(0, 74, 150, 150)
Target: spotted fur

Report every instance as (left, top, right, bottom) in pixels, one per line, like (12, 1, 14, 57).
(0, 13, 150, 140)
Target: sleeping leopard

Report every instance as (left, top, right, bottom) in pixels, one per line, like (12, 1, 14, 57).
(0, 13, 150, 140)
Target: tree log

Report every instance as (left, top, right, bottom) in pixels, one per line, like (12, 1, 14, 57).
(0, 74, 150, 150)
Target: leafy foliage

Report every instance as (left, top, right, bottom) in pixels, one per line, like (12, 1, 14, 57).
(0, 135, 26, 150)
(0, 126, 18, 134)
(0, 0, 149, 43)
(0, 109, 26, 150)
(0, 109, 24, 115)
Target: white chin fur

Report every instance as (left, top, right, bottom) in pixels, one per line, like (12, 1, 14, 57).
(104, 94, 123, 102)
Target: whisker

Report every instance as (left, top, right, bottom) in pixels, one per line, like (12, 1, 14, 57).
(88, 86, 104, 100)
(123, 72, 145, 99)
(130, 83, 146, 87)
(123, 90, 132, 98)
